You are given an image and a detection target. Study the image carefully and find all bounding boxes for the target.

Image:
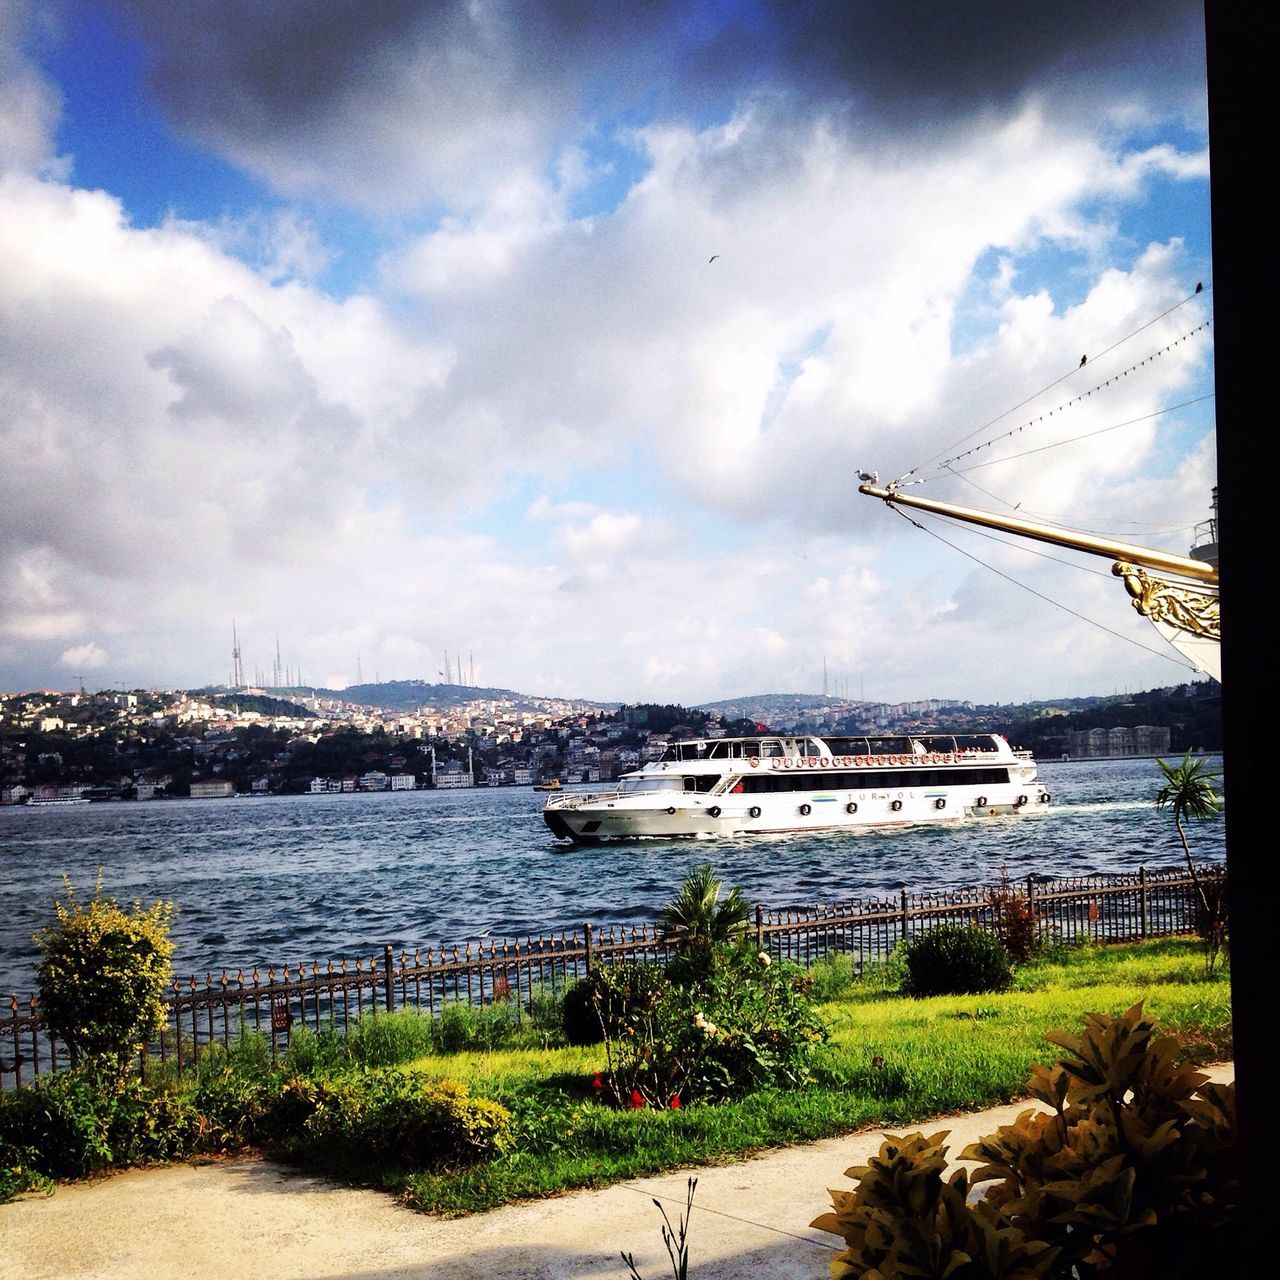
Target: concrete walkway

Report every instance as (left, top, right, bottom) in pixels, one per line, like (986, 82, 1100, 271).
(0, 1064, 1233, 1280)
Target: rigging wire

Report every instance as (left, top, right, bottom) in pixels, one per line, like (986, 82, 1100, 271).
(939, 458, 1202, 542)
(902, 285, 1211, 481)
(935, 326, 1212, 473)
(941, 391, 1216, 476)
(882, 503, 1200, 672)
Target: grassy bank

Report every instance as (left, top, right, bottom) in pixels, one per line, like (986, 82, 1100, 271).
(398, 937, 1230, 1214)
(1, 936, 1230, 1213)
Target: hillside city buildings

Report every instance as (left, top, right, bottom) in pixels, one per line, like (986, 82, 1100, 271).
(0, 683, 1198, 804)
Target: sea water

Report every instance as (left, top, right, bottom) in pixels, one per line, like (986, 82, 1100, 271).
(0, 756, 1224, 997)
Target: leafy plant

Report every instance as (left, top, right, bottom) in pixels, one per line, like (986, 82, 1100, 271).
(813, 1002, 1239, 1278)
(277, 1069, 510, 1173)
(623, 1177, 697, 1280)
(563, 963, 670, 1047)
(596, 950, 826, 1107)
(34, 876, 175, 1073)
(659, 863, 752, 984)
(988, 866, 1042, 964)
(1155, 752, 1226, 973)
(0, 1065, 197, 1198)
(429, 999, 521, 1053)
(902, 924, 1013, 996)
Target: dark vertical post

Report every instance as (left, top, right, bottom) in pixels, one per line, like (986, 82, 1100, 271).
(1026, 876, 1038, 945)
(584, 922, 594, 975)
(1208, 2, 1268, 1259)
(383, 945, 395, 1013)
(1139, 865, 1149, 939)
(900, 888, 910, 947)
(755, 903, 764, 949)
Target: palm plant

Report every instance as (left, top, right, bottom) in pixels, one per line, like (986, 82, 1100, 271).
(659, 864, 751, 982)
(1155, 752, 1225, 972)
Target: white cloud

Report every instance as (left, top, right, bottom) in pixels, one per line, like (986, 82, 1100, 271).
(0, 8, 1214, 703)
(59, 641, 107, 669)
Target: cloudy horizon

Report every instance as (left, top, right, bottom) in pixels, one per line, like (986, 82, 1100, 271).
(1, 1, 1216, 706)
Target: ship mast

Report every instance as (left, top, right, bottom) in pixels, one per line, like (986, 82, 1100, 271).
(857, 483, 1217, 583)
(858, 480, 1220, 681)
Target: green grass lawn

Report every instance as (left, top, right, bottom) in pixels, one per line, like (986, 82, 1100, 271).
(392, 937, 1231, 1215)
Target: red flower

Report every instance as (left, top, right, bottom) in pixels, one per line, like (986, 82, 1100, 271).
(591, 1072, 604, 1090)
(669, 1095, 682, 1110)
(628, 1089, 646, 1110)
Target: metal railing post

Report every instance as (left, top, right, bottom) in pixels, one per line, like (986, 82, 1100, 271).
(1139, 865, 1149, 939)
(383, 945, 395, 1012)
(584, 922, 594, 975)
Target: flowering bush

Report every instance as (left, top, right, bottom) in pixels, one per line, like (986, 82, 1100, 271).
(595, 949, 826, 1107)
(35, 876, 175, 1073)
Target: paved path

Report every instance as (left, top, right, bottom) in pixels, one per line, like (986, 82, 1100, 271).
(0, 1064, 1233, 1280)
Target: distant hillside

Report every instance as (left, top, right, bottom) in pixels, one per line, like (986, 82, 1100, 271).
(274, 679, 616, 714)
(698, 693, 843, 720)
(196, 690, 316, 718)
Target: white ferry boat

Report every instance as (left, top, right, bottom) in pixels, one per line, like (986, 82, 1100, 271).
(542, 732, 1049, 841)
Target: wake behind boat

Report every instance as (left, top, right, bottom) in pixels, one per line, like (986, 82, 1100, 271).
(542, 731, 1048, 841)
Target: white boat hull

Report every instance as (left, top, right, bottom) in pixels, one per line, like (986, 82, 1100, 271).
(544, 733, 1049, 842)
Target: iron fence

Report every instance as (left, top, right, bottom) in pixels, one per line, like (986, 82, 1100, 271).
(2, 863, 1220, 1089)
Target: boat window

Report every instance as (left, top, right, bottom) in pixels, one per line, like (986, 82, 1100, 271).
(683, 775, 722, 793)
(954, 735, 997, 754)
(738, 766, 1011, 793)
(759, 739, 784, 756)
(618, 777, 680, 793)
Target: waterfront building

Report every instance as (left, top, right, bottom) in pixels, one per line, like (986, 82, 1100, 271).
(189, 779, 234, 799)
(435, 763, 473, 788)
(390, 774, 416, 790)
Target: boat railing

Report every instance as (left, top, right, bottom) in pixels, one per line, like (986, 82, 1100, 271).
(544, 787, 626, 807)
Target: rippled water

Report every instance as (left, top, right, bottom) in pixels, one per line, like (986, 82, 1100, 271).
(0, 757, 1225, 996)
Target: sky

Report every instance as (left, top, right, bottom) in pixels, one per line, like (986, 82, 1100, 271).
(0, 1, 1217, 706)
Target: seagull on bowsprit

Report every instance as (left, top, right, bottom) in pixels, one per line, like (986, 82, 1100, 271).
(857, 469, 878, 484)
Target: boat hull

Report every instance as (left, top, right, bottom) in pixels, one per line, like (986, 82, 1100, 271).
(544, 781, 1048, 841)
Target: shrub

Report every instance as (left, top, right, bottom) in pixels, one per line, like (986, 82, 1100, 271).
(987, 868, 1042, 963)
(0, 1066, 197, 1198)
(563, 963, 669, 1047)
(805, 953, 857, 1002)
(429, 1000, 521, 1053)
(813, 1003, 1239, 1279)
(34, 877, 175, 1072)
(279, 1069, 510, 1172)
(903, 924, 1013, 996)
(596, 951, 826, 1107)
(346, 1008, 442, 1063)
(187, 1062, 278, 1150)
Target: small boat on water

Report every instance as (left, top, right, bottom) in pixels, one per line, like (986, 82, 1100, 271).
(26, 796, 90, 806)
(543, 732, 1048, 842)
(534, 779, 562, 792)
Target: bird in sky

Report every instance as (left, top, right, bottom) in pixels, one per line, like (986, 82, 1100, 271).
(708, 254, 719, 263)
(1079, 354, 1087, 367)
(1195, 281, 1203, 292)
